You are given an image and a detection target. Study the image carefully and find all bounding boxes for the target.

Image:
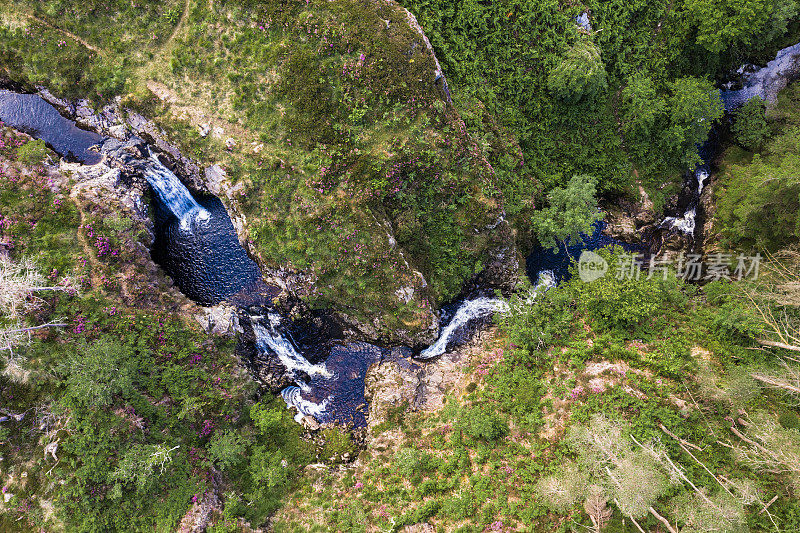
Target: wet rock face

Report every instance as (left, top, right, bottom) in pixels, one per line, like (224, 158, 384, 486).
(601, 185, 658, 246)
(603, 205, 639, 244)
(466, 243, 522, 296)
(364, 329, 493, 428)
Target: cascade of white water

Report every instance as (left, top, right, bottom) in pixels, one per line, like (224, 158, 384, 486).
(661, 208, 697, 236)
(696, 168, 709, 196)
(721, 41, 800, 110)
(530, 270, 557, 298)
(143, 152, 210, 230)
(251, 313, 333, 421)
(252, 314, 332, 378)
(418, 297, 508, 360)
(661, 167, 708, 236)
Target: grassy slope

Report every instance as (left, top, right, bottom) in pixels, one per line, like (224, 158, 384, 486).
(273, 252, 800, 532)
(0, 0, 521, 342)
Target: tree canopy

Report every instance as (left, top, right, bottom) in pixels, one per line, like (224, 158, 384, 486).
(547, 40, 609, 104)
(530, 174, 603, 251)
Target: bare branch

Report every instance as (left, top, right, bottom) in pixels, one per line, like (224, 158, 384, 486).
(648, 506, 677, 533)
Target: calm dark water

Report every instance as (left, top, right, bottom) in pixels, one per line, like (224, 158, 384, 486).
(526, 220, 644, 284)
(151, 193, 262, 306)
(0, 91, 103, 164)
(300, 343, 414, 427)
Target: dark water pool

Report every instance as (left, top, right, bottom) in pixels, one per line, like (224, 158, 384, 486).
(0, 91, 103, 164)
(526, 220, 645, 285)
(151, 193, 262, 306)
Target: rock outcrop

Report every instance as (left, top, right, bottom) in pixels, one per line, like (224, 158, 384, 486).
(602, 184, 658, 245)
(364, 329, 494, 429)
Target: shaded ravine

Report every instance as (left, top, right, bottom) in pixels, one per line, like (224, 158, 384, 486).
(6, 37, 796, 426)
(0, 89, 519, 426)
(657, 41, 800, 247)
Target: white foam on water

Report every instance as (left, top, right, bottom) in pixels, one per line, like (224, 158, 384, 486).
(281, 386, 330, 421)
(662, 208, 697, 236)
(253, 314, 332, 378)
(662, 164, 709, 236)
(418, 297, 509, 360)
(144, 152, 210, 230)
(696, 168, 709, 196)
(721, 42, 800, 110)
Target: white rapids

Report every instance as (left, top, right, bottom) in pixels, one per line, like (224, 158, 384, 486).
(661, 168, 709, 236)
(418, 270, 556, 360)
(252, 313, 333, 421)
(281, 386, 331, 423)
(253, 314, 332, 379)
(143, 152, 210, 231)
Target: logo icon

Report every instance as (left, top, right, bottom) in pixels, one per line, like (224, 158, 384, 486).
(578, 251, 608, 282)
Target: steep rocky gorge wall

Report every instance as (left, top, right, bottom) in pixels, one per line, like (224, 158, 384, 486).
(27, 0, 523, 346)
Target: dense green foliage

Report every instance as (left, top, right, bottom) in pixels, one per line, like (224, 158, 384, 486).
(685, 0, 777, 54)
(732, 96, 770, 151)
(399, 0, 795, 201)
(530, 174, 602, 251)
(716, 83, 800, 251)
(547, 40, 608, 104)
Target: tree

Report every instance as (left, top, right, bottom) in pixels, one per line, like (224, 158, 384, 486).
(547, 41, 608, 104)
(732, 97, 769, 151)
(249, 447, 288, 490)
(621, 74, 671, 172)
(61, 337, 136, 408)
(622, 75, 667, 140)
(664, 77, 724, 168)
(110, 443, 179, 497)
(685, 0, 772, 54)
(207, 429, 247, 471)
(0, 256, 68, 378)
(456, 406, 509, 441)
(530, 174, 602, 252)
(716, 143, 800, 250)
(762, 0, 800, 42)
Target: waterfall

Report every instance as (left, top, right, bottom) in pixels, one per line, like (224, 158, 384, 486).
(418, 297, 509, 360)
(252, 313, 332, 379)
(143, 151, 210, 230)
(696, 168, 709, 196)
(660, 41, 800, 237)
(531, 269, 557, 295)
(721, 41, 800, 110)
(419, 270, 557, 360)
(661, 166, 709, 236)
(661, 208, 697, 235)
(253, 313, 334, 421)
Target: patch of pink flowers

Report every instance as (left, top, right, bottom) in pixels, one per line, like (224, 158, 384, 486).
(569, 385, 585, 400)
